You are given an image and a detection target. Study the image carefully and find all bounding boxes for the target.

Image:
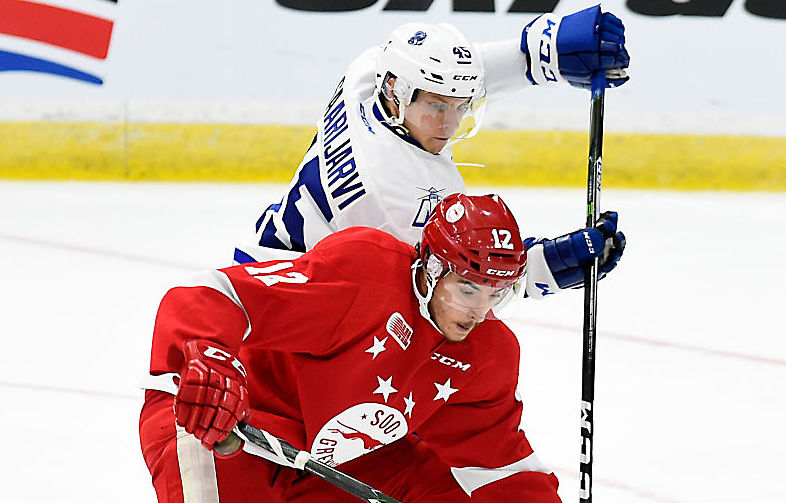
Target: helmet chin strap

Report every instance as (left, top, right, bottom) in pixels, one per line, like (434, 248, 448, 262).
(411, 259, 442, 334)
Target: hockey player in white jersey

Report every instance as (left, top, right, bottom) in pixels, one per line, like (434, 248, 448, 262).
(235, 5, 628, 298)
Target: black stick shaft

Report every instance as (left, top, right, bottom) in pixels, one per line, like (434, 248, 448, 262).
(234, 422, 402, 503)
(580, 72, 606, 503)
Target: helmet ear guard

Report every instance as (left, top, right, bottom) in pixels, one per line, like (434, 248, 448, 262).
(379, 71, 415, 108)
(378, 72, 412, 128)
(424, 249, 446, 282)
(413, 243, 448, 294)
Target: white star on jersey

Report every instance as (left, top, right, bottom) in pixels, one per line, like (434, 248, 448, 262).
(373, 376, 397, 403)
(365, 336, 388, 359)
(433, 378, 458, 402)
(403, 391, 416, 418)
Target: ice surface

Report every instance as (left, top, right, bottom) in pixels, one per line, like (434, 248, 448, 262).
(1, 182, 784, 502)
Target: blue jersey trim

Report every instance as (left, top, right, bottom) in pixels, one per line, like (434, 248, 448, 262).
(256, 202, 281, 233)
(301, 156, 333, 222)
(258, 217, 289, 250)
(233, 248, 257, 264)
(257, 156, 333, 252)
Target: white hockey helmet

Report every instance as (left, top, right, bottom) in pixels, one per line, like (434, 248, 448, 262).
(375, 23, 487, 142)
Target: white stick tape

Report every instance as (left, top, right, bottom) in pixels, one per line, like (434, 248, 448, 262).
(293, 451, 311, 470)
(262, 430, 286, 459)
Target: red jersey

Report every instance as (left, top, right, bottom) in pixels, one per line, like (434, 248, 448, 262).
(147, 227, 557, 497)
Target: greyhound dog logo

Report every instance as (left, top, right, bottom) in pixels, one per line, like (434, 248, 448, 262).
(328, 421, 384, 451)
(312, 403, 408, 466)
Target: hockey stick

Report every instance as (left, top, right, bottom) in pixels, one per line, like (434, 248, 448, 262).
(215, 422, 402, 503)
(579, 71, 606, 503)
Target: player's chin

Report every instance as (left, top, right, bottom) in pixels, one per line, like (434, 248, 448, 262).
(426, 137, 450, 153)
(444, 320, 477, 342)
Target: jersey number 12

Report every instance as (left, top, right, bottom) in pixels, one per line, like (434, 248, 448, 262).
(245, 262, 308, 286)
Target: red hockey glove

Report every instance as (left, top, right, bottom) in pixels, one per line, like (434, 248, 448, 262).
(174, 339, 250, 450)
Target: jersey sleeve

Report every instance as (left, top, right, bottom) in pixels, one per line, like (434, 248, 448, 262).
(414, 327, 561, 500)
(477, 38, 532, 103)
(522, 239, 566, 300)
(149, 278, 252, 377)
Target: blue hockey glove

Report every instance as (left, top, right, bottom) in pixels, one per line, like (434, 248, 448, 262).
(521, 5, 630, 89)
(541, 211, 626, 290)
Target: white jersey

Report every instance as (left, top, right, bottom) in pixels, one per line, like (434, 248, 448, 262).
(233, 39, 566, 300)
(234, 39, 529, 262)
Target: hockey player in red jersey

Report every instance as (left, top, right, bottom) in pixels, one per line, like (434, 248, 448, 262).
(140, 193, 565, 502)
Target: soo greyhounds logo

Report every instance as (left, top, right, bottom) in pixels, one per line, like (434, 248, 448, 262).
(328, 421, 386, 450)
(312, 403, 408, 467)
(0, 0, 115, 85)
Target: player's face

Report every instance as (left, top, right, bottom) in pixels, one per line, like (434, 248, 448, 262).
(404, 92, 471, 154)
(428, 273, 506, 342)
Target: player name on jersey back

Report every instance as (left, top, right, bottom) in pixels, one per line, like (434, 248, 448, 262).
(323, 77, 366, 212)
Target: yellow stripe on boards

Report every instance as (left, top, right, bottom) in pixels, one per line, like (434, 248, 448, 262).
(0, 122, 316, 182)
(453, 130, 786, 191)
(1, 121, 784, 191)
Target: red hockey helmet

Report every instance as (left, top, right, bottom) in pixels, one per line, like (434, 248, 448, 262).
(420, 193, 527, 289)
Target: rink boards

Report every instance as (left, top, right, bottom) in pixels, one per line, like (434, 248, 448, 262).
(2, 121, 785, 191)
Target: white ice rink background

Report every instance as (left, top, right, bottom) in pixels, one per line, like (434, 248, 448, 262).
(1, 182, 784, 502)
